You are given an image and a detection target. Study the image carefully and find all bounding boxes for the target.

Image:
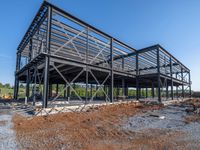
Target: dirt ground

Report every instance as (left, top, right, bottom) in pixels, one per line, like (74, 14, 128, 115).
(13, 99, 200, 150)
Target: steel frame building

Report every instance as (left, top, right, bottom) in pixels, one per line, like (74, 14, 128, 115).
(14, 1, 191, 108)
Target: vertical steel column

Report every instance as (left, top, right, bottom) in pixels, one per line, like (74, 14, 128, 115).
(136, 52, 139, 100)
(166, 83, 169, 99)
(122, 56, 125, 98)
(14, 76, 19, 100)
(176, 73, 178, 99)
(122, 78, 125, 96)
(110, 38, 114, 102)
(90, 84, 93, 98)
(33, 66, 37, 106)
(67, 86, 70, 100)
(126, 84, 128, 97)
(64, 84, 67, 98)
(181, 68, 184, 98)
(152, 83, 155, 98)
(43, 5, 52, 108)
(146, 87, 148, 98)
(189, 71, 192, 97)
(25, 38, 32, 102)
(157, 47, 161, 102)
(170, 57, 173, 100)
(14, 52, 21, 100)
(85, 27, 89, 103)
(26, 69, 30, 102)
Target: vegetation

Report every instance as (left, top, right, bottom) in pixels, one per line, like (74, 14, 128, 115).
(0, 82, 13, 99)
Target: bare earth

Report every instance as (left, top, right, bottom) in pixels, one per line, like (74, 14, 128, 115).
(13, 99, 200, 150)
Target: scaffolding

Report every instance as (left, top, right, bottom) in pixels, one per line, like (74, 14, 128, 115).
(14, 1, 191, 108)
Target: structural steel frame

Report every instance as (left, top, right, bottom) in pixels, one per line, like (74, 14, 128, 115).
(14, 1, 191, 108)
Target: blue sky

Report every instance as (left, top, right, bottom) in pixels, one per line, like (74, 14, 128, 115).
(0, 0, 199, 91)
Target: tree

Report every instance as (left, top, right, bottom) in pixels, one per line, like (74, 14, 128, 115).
(0, 82, 3, 88)
(4, 83, 11, 89)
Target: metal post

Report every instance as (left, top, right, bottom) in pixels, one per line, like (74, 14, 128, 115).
(136, 52, 139, 100)
(181, 68, 184, 98)
(189, 71, 192, 97)
(157, 47, 161, 102)
(90, 84, 93, 98)
(152, 83, 155, 98)
(166, 83, 169, 99)
(14, 52, 21, 100)
(122, 78, 125, 96)
(43, 6, 52, 108)
(67, 86, 70, 100)
(170, 57, 173, 100)
(14, 76, 19, 100)
(64, 84, 67, 98)
(126, 84, 128, 97)
(86, 27, 89, 103)
(146, 87, 148, 98)
(110, 38, 114, 102)
(139, 87, 141, 99)
(26, 69, 30, 102)
(33, 66, 36, 106)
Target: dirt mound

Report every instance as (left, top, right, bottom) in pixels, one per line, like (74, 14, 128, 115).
(13, 101, 168, 149)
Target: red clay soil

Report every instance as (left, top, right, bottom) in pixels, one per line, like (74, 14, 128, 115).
(13, 101, 187, 150)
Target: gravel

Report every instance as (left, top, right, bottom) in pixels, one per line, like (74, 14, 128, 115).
(124, 104, 200, 146)
(0, 106, 19, 150)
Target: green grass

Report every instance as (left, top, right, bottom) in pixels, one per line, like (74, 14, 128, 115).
(0, 87, 25, 99)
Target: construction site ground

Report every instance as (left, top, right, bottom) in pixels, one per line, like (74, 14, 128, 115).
(0, 98, 200, 150)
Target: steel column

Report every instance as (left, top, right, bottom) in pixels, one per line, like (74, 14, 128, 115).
(90, 84, 93, 98)
(33, 66, 37, 106)
(181, 68, 184, 98)
(189, 71, 192, 97)
(136, 52, 139, 100)
(67, 86, 70, 100)
(26, 69, 30, 102)
(152, 83, 155, 98)
(110, 38, 114, 102)
(146, 87, 148, 98)
(64, 84, 67, 98)
(157, 48, 161, 102)
(43, 5, 52, 108)
(170, 57, 173, 100)
(85, 27, 89, 103)
(14, 52, 21, 99)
